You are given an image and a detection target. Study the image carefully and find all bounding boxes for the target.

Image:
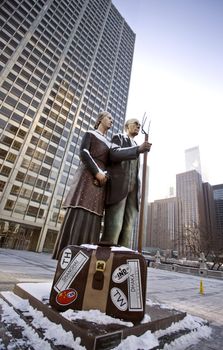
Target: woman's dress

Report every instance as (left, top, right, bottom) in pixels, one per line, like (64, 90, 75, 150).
(52, 130, 110, 259)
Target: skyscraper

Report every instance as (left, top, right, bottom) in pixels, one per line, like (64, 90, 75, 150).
(176, 170, 206, 256)
(0, 0, 135, 252)
(202, 182, 216, 236)
(212, 184, 223, 235)
(147, 197, 181, 251)
(185, 146, 202, 175)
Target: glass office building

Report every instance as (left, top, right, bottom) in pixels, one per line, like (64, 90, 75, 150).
(0, 0, 135, 252)
(185, 146, 202, 175)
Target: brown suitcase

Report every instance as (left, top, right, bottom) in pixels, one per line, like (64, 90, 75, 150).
(49, 243, 147, 323)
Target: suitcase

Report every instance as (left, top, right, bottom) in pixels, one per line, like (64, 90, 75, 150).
(49, 243, 147, 323)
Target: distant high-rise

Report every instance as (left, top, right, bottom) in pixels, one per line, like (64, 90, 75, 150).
(185, 146, 202, 175)
(212, 184, 223, 235)
(176, 170, 206, 256)
(147, 197, 181, 251)
(202, 182, 217, 235)
(0, 0, 135, 252)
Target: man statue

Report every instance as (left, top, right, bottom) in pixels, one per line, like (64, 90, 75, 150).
(101, 118, 152, 247)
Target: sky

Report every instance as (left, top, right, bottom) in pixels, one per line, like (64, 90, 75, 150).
(112, 0, 223, 201)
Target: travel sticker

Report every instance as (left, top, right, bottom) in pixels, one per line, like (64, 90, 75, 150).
(54, 250, 89, 292)
(60, 248, 72, 269)
(56, 288, 78, 306)
(127, 259, 143, 311)
(110, 287, 128, 311)
(112, 264, 131, 283)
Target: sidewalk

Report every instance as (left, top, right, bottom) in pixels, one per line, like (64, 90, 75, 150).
(147, 268, 223, 350)
(0, 248, 223, 349)
(0, 248, 56, 291)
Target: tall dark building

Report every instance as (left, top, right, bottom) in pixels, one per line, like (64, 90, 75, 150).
(213, 184, 223, 235)
(202, 182, 216, 236)
(176, 170, 206, 257)
(0, 0, 135, 252)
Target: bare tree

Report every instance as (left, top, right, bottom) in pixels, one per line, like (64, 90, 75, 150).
(180, 222, 223, 268)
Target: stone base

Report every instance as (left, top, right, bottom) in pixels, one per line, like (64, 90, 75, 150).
(0, 283, 196, 349)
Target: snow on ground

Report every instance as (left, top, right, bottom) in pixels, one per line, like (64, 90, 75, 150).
(0, 282, 212, 350)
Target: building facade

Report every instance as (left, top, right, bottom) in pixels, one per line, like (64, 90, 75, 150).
(202, 182, 217, 236)
(0, 0, 135, 252)
(212, 184, 223, 236)
(185, 146, 202, 175)
(147, 197, 181, 252)
(176, 170, 206, 257)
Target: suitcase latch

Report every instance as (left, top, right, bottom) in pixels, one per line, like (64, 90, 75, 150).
(96, 260, 106, 272)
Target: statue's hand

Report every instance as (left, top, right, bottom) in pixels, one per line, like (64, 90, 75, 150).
(138, 141, 152, 153)
(94, 171, 108, 186)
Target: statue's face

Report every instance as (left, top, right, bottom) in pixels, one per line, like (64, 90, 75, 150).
(127, 121, 141, 137)
(101, 113, 113, 130)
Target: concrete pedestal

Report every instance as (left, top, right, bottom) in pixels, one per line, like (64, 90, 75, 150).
(9, 283, 188, 349)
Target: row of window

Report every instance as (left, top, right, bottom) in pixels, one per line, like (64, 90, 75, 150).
(0, 148, 17, 163)
(4, 199, 45, 218)
(10, 184, 49, 204)
(16, 171, 54, 192)
(2, 76, 47, 104)
(1, 135, 22, 151)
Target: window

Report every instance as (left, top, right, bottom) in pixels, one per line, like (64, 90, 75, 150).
(27, 205, 38, 217)
(11, 86, 22, 97)
(14, 202, 27, 214)
(25, 175, 36, 186)
(11, 112, 23, 123)
(29, 162, 40, 172)
(8, 72, 17, 82)
(17, 129, 27, 138)
(0, 180, 6, 191)
(4, 199, 15, 211)
(44, 155, 54, 165)
(40, 167, 50, 177)
(21, 93, 32, 104)
(22, 118, 31, 127)
(0, 105, 12, 117)
(0, 149, 7, 160)
(5, 95, 17, 108)
(16, 171, 26, 181)
(0, 54, 8, 64)
(12, 140, 22, 150)
(1, 136, 13, 147)
(6, 124, 18, 134)
(6, 152, 17, 163)
(10, 185, 20, 195)
(20, 188, 32, 198)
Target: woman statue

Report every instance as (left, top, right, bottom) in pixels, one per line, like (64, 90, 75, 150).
(52, 111, 113, 259)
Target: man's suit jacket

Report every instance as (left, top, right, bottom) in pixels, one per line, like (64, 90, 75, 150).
(106, 133, 141, 209)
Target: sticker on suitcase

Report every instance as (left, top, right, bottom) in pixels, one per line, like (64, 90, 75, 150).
(56, 288, 78, 306)
(60, 247, 72, 269)
(54, 250, 89, 292)
(112, 264, 131, 283)
(110, 287, 128, 311)
(127, 259, 143, 311)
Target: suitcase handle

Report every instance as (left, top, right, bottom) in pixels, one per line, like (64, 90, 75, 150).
(96, 240, 120, 248)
